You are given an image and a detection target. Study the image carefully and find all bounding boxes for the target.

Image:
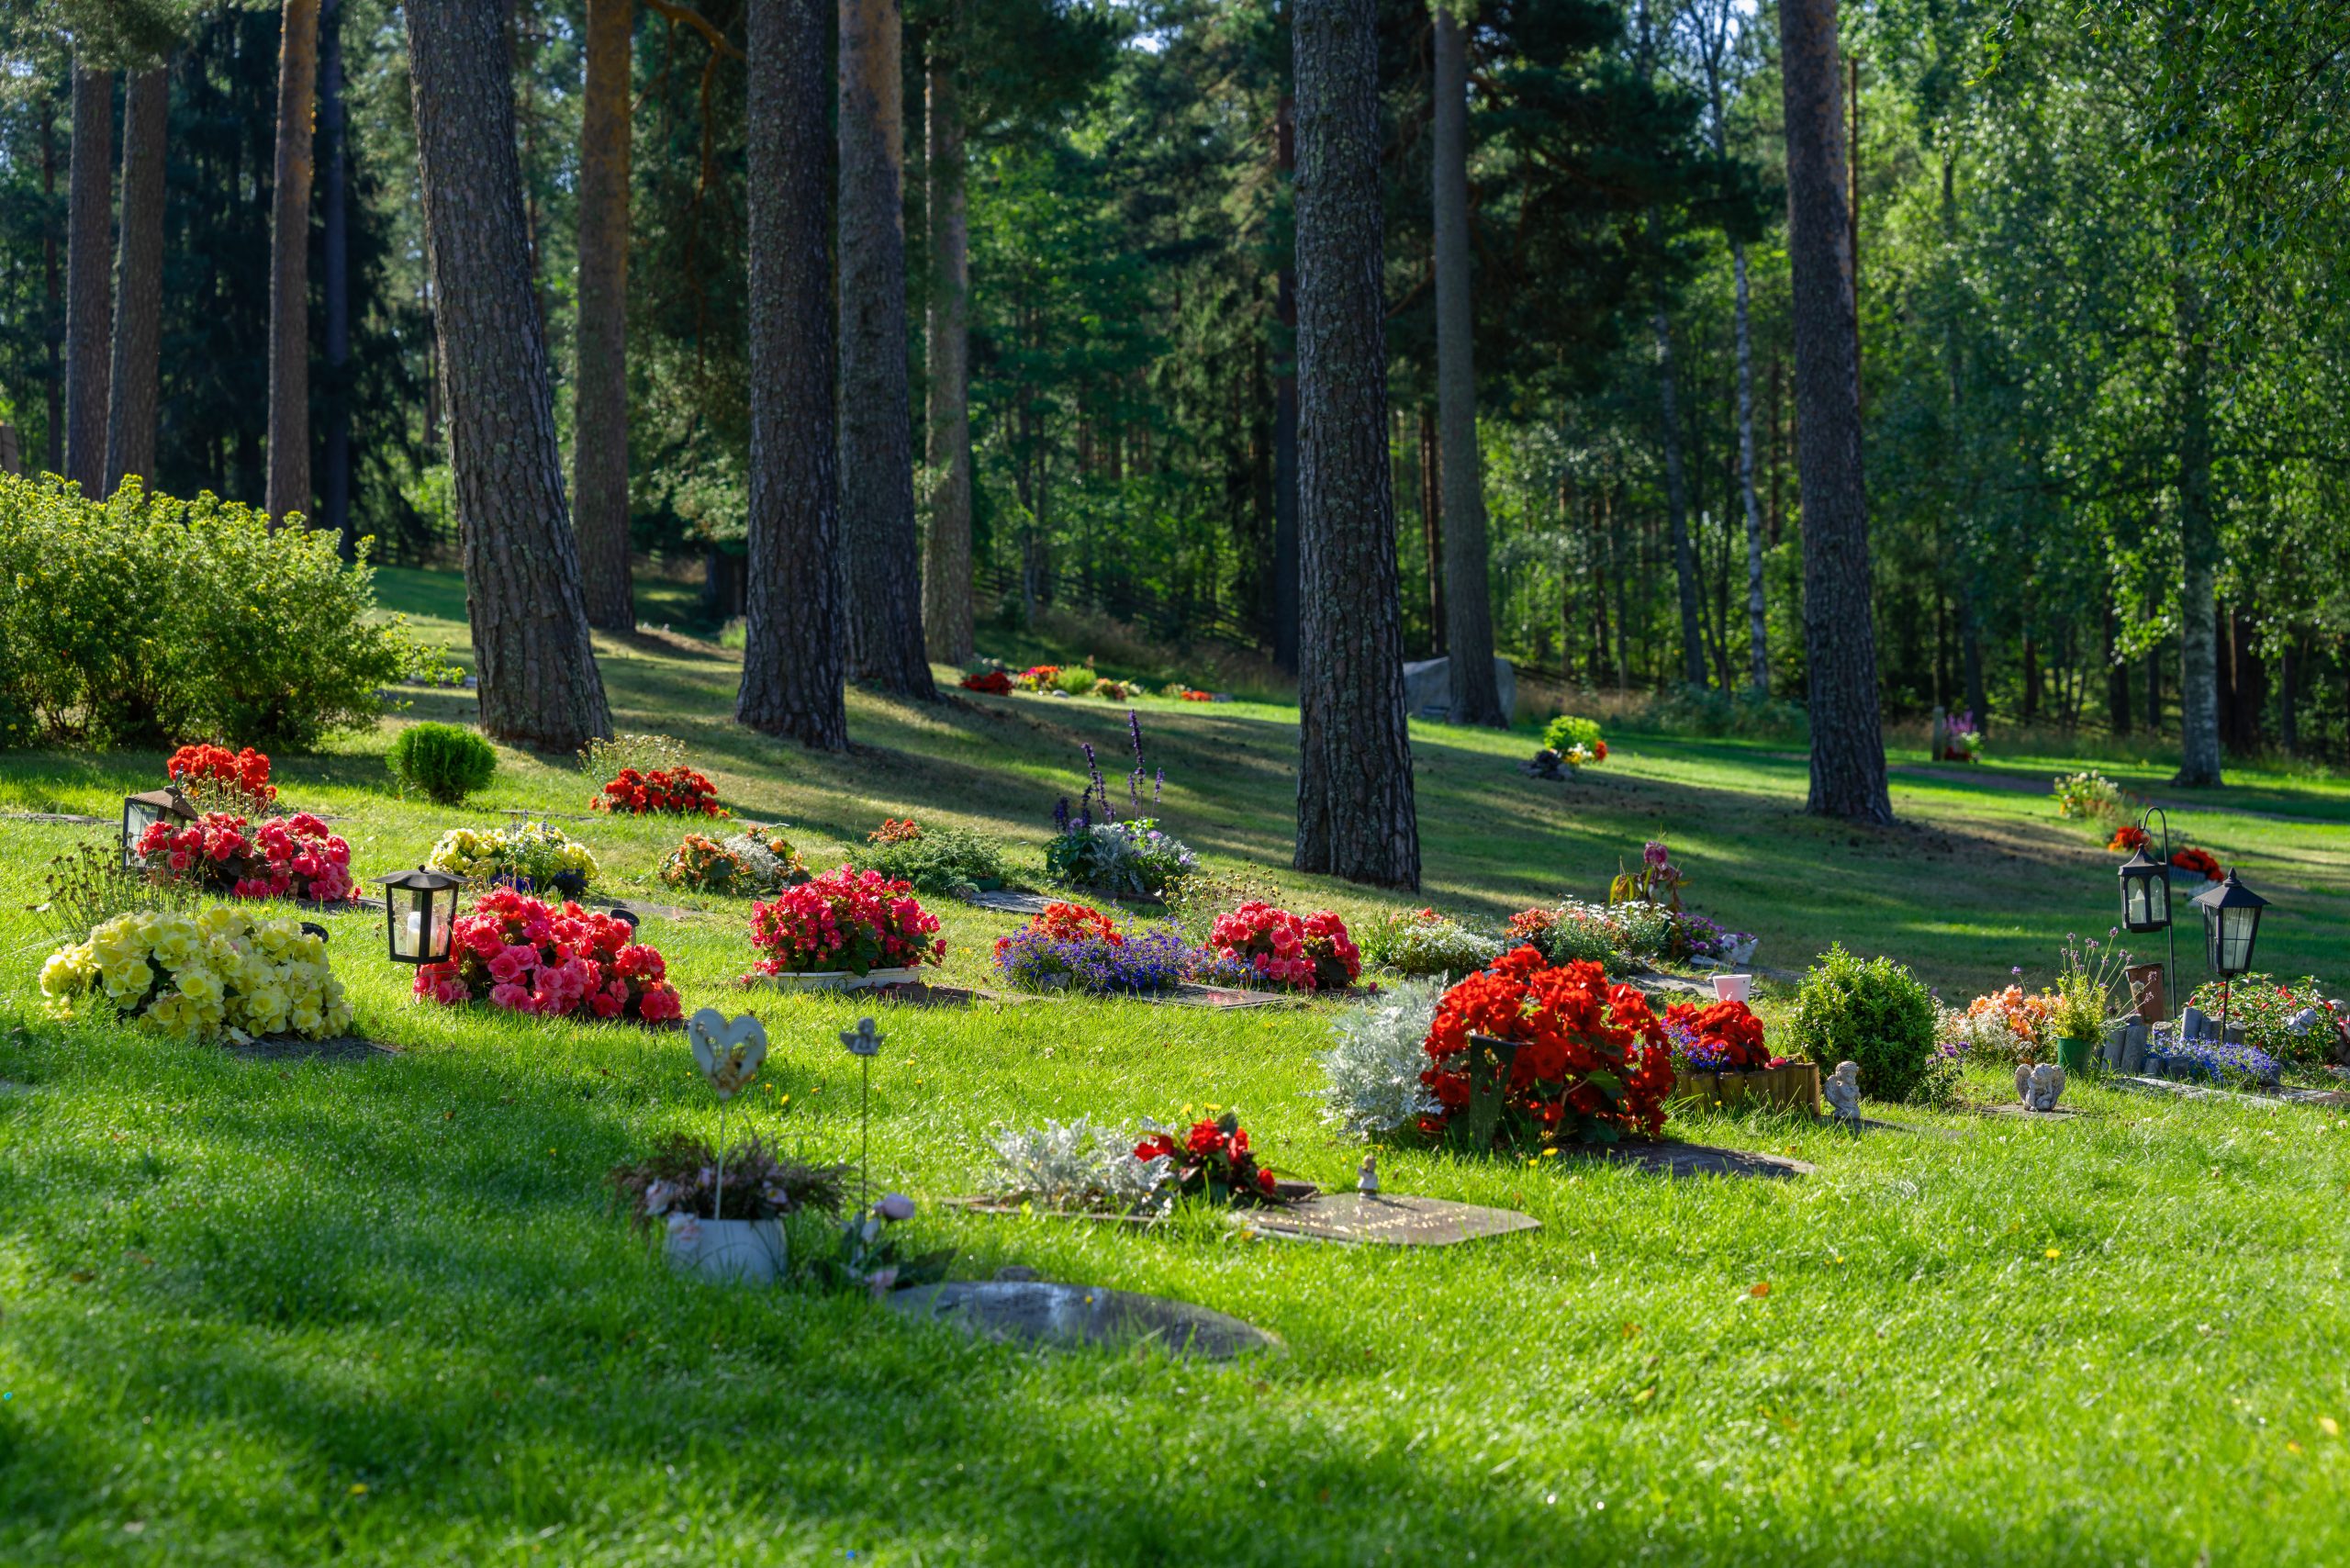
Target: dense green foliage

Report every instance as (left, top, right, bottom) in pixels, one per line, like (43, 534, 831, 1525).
(386, 722, 497, 805)
(845, 823, 1016, 897)
(0, 476, 415, 748)
(1787, 943, 1943, 1103)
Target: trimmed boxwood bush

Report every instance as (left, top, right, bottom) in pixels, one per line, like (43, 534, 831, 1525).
(389, 722, 498, 805)
(1787, 944, 1941, 1103)
(0, 474, 425, 748)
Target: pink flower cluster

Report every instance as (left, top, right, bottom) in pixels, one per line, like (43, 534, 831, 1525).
(136, 811, 354, 903)
(748, 865, 946, 977)
(414, 886, 683, 1024)
(1206, 902, 1361, 993)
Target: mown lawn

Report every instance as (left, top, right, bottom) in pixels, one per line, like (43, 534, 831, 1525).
(1, 569, 2346, 1564)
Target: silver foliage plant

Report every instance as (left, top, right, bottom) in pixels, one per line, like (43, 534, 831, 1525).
(979, 1116, 1173, 1215)
(1314, 980, 1444, 1140)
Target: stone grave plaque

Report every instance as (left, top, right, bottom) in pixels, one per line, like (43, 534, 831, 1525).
(1147, 984, 1300, 1011)
(889, 1280, 1279, 1360)
(868, 982, 1050, 1010)
(1579, 1140, 1814, 1179)
(1234, 1193, 1539, 1247)
(962, 889, 1055, 916)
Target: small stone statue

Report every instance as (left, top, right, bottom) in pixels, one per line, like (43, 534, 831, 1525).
(839, 1016, 883, 1058)
(1823, 1061, 1863, 1126)
(1357, 1152, 1380, 1195)
(2015, 1060, 2067, 1112)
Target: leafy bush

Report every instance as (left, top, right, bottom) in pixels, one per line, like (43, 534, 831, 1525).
(1045, 818, 1196, 900)
(1541, 714, 1603, 754)
(1054, 665, 1099, 696)
(388, 722, 498, 805)
(1628, 684, 1809, 740)
(1315, 981, 1443, 1139)
(1358, 907, 1498, 979)
(2053, 770, 2131, 823)
(0, 474, 424, 748)
(847, 823, 1013, 896)
(1786, 945, 1941, 1103)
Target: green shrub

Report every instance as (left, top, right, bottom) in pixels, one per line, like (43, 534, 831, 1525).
(1541, 714, 1603, 754)
(848, 823, 1014, 896)
(388, 722, 498, 805)
(1054, 666, 1099, 697)
(0, 475, 424, 749)
(1358, 909, 1498, 979)
(1626, 684, 1810, 741)
(1786, 944, 1942, 1103)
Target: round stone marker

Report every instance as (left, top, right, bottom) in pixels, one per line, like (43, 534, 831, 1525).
(889, 1280, 1280, 1360)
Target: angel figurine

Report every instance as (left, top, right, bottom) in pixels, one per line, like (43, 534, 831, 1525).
(1823, 1061, 1863, 1126)
(2015, 1060, 2066, 1112)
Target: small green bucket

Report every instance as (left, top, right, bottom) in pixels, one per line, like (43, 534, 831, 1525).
(2055, 1035, 2096, 1073)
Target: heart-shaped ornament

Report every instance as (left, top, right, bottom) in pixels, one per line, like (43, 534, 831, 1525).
(688, 1008, 769, 1100)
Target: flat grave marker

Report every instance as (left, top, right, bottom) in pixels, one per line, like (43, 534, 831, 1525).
(890, 1279, 1279, 1360)
(1234, 1193, 1539, 1247)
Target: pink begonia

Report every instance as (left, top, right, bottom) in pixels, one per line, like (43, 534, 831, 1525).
(746, 866, 945, 978)
(413, 886, 684, 1025)
(1207, 902, 1360, 994)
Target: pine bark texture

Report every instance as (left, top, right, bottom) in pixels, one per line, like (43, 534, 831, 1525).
(741, 0, 850, 749)
(837, 0, 936, 698)
(1292, 0, 1420, 890)
(405, 0, 613, 751)
(105, 67, 168, 496)
(268, 0, 320, 524)
(1271, 91, 1301, 675)
(1778, 0, 1891, 823)
(921, 39, 975, 665)
(65, 62, 112, 495)
(2172, 268, 2222, 786)
(1431, 6, 1502, 724)
(319, 0, 352, 547)
(574, 0, 635, 630)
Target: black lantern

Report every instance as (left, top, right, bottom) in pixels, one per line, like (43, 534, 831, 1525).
(378, 867, 464, 965)
(2193, 869, 2267, 978)
(2117, 846, 2170, 933)
(120, 786, 195, 870)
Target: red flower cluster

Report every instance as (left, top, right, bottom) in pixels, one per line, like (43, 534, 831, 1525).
(1013, 665, 1063, 691)
(1206, 902, 1361, 992)
(1594, 739, 1610, 761)
(868, 817, 922, 846)
(2170, 846, 2223, 880)
(168, 744, 276, 805)
(2109, 823, 2151, 854)
(748, 866, 946, 977)
(1663, 997, 1770, 1070)
(1420, 946, 1674, 1147)
(1179, 689, 1214, 702)
(1133, 1112, 1286, 1205)
(136, 811, 354, 903)
(415, 887, 681, 1023)
(1030, 901, 1122, 946)
(1505, 907, 1557, 942)
(958, 670, 1013, 695)
(595, 766, 726, 817)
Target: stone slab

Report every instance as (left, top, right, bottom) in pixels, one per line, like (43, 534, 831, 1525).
(1971, 1103, 2086, 1120)
(889, 1280, 1280, 1360)
(225, 1035, 400, 1065)
(1576, 1140, 1814, 1179)
(2108, 1075, 2344, 1112)
(961, 890, 1055, 916)
(0, 811, 109, 826)
(1232, 1192, 1540, 1247)
(867, 983, 1050, 1010)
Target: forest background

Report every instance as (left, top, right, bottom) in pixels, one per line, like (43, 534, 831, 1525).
(1, 0, 2345, 765)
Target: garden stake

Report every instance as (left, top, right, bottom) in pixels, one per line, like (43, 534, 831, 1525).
(841, 1017, 883, 1210)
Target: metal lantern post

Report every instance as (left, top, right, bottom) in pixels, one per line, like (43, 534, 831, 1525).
(2116, 805, 2177, 1015)
(378, 867, 465, 966)
(120, 786, 195, 871)
(2191, 869, 2269, 1043)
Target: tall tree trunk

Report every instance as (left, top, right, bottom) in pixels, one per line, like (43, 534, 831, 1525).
(1417, 407, 1443, 654)
(404, 0, 612, 751)
(1432, 5, 1502, 724)
(1651, 287, 1705, 688)
(1732, 241, 1767, 691)
(573, 0, 635, 630)
(921, 26, 974, 665)
(837, 0, 936, 698)
(742, 0, 850, 748)
(65, 62, 112, 494)
(105, 66, 168, 497)
(1271, 92, 1301, 676)
(319, 0, 353, 549)
(2172, 264, 2221, 786)
(2277, 635, 2298, 756)
(1292, 0, 1419, 889)
(267, 0, 320, 525)
(1777, 0, 1890, 823)
(2105, 605, 2132, 736)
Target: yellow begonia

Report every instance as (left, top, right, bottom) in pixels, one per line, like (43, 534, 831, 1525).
(39, 908, 352, 1046)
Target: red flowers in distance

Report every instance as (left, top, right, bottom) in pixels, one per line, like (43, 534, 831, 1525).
(867, 817, 922, 846)
(747, 866, 946, 977)
(594, 765, 726, 818)
(2169, 846, 2223, 881)
(2109, 823, 2151, 854)
(168, 743, 277, 804)
(1664, 997, 1770, 1070)
(1420, 946, 1675, 1147)
(958, 670, 1013, 695)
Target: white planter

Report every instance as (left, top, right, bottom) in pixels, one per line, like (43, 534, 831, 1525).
(752, 966, 924, 993)
(1711, 973, 1753, 1003)
(665, 1214, 788, 1285)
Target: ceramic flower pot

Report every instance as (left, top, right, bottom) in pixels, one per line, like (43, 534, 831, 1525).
(1711, 973, 1752, 1003)
(1725, 937, 1758, 966)
(664, 1214, 787, 1285)
(2055, 1034, 2097, 1073)
(754, 966, 925, 993)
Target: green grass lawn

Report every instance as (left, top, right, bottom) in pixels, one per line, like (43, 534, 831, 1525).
(2, 569, 2347, 1563)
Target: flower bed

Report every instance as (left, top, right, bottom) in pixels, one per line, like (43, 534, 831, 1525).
(2169, 846, 2223, 882)
(1419, 947, 1674, 1147)
(746, 866, 945, 979)
(1132, 1112, 1293, 1206)
(40, 907, 352, 1043)
(137, 811, 355, 904)
(414, 887, 681, 1022)
(1046, 817, 1196, 900)
(1662, 997, 1815, 1111)
(168, 743, 279, 816)
(1013, 664, 1062, 691)
(991, 902, 1192, 994)
(1205, 902, 1360, 992)
(1947, 982, 2060, 1063)
(660, 834, 768, 896)
(2185, 974, 2346, 1069)
(1358, 907, 1497, 978)
(958, 669, 1013, 695)
(594, 765, 727, 817)
(426, 823, 600, 892)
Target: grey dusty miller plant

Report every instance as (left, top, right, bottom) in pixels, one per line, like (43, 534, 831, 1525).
(978, 1116, 1174, 1215)
(1313, 981, 1444, 1140)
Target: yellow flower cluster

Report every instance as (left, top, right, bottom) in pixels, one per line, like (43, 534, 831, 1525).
(425, 823, 599, 887)
(39, 907, 353, 1045)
